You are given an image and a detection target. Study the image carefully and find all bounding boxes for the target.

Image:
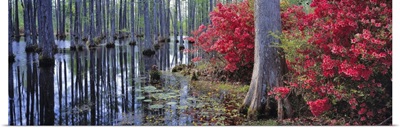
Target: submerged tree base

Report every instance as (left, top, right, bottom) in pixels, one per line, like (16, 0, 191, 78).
(179, 45, 185, 51)
(94, 37, 103, 45)
(142, 49, 156, 57)
(154, 44, 161, 50)
(25, 45, 38, 53)
(70, 45, 77, 51)
(39, 56, 55, 67)
(150, 65, 161, 84)
(35, 47, 42, 53)
(106, 43, 115, 48)
(129, 41, 136, 46)
(57, 34, 67, 40)
(9, 54, 15, 63)
(88, 44, 97, 49)
(77, 45, 85, 51)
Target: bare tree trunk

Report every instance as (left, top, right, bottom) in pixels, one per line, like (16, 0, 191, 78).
(75, 0, 84, 49)
(38, 0, 56, 67)
(102, 0, 106, 37)
(83, 0, 88, 41)
(14, 0, 20, 41)
(62, 0, 66, 40)
(173, 0, 178, 65)
(143, 0, 155, 72)
(89, 0, 95, 47)
(166, 0, 171, 68)
(24, 0, 34, 52)
(96, 0, 101, 37)
(70, 0, 75, 49)
(9, 0, 14, 62)
(123, 0, 127, 31)
(177, 0, 184, 64)
(240, 0, 292, 120)
(118, 0, 123, 38)
(130, 0, 137, 44)
(31, 0, 38, 45)
(153, 0, 158, 40)
(209, 0, 213, 24)
(56, 0, 61, 39)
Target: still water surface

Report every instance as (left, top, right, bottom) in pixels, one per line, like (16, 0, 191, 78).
(8, 38, 201, 125)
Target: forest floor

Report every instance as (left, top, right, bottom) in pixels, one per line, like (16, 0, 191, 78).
(176, 62, 350, 126)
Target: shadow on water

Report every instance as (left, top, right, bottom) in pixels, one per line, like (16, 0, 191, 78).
(8, 37, 205, 126)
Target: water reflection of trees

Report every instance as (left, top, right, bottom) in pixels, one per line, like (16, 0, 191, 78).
(9, 39, 192, 125)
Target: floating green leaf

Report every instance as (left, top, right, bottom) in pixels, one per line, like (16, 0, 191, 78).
(150, 104, 164, 109)
(135, 89, 144, 92)
(177, 105, 188, 110)
(144, 85, 157, 91)
(144, 99, 152, 102)
(166, 102, 177, 105)
(136, 96, 145, 100)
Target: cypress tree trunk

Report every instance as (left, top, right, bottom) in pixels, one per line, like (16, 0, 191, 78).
(70, 0, 75, 49)
(178, 0, 184, 64)
(95, 0, 102, 37)
(62, 0, 66, 39)
(143, 0, 155, 72)
(38, 0, 56, 67)
(130, 0, 137, 44)
(83, 0, 88, 41)
(239, 0, 292, 120)
(24, 0, 34, 52)
(112, 0, 116, 42)
(75, 0, 83, 49)
(123, 0, 127, 31)
(209, 0, 213, 24)
(89, 0, 95, 47)
(153, 0, 158, 39)
(173, 0, 178, 65)
(102, 0, 106, 37)
(14, 0, 21, 41)
(9, 0, 14, 62)
(118, 0, 123, 38)
(57, 0, 61, 39)
(31, 0, 38, 46)
(166, 0, 171, 68)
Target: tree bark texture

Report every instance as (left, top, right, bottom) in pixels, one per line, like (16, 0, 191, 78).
(240, 0, 292, 120)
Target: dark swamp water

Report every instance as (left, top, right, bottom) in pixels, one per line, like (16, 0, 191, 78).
(8, 38, 229, 126)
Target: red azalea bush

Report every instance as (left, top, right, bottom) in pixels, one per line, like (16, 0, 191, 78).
(282, 0, 392, 125)
(307, 98, 331, 117)
(268, 87, 291, 100)
(188, 0, 255, 73)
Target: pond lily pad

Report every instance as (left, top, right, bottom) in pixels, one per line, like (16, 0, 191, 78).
(144, 85, 157, 91)
(187, 97, 196, 101)
(169, 95, 177, 99)
(177, 105, 188, 110)
(135, 89, 144, 92)
(143, 99, 152, 102)
(166, 102, 177, 105)
(150, 104, 164, 109)
(167, 92, 176, 95)
(196, 104, 205, 108)
(136, 96, 146, 100)
(201, 112, 209, 115)
(145, 90, 156, 93)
